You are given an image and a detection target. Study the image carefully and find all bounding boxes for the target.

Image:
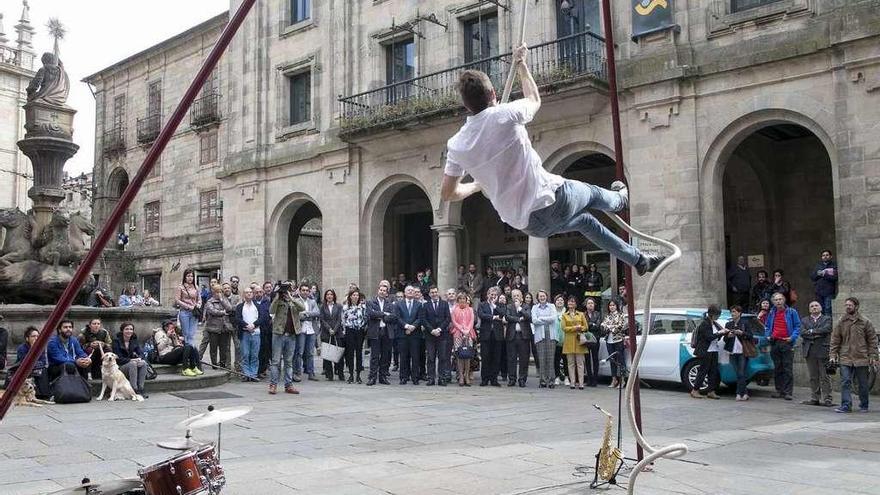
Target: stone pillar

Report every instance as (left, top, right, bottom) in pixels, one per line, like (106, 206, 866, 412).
(528, 236, 550, 294)
(432, 223, 461, 292)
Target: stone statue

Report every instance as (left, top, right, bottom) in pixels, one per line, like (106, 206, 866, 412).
(0, 208, 35, 266)
(26, 52, 70, 107)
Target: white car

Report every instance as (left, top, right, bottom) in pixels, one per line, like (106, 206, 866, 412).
(596, 308, 773, 390)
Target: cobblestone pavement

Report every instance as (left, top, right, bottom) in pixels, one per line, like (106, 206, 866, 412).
(1, 367, 878, 495)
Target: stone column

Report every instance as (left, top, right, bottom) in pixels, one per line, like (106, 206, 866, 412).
(432, 223, 461, 292)
(528, 236, 550, 294)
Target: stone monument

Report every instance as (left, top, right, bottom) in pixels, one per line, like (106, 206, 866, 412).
(0, 17, 95, 303)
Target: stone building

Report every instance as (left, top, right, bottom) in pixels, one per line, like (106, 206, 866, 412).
(84, 13, 229, 303)
(0, 3, 36, 211)
(89, 0, 880, 322)
(60, 171, 92, 219)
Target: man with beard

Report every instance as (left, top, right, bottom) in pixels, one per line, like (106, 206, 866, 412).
(47, 320, 91, 381)
(751, 270, 773, 311)
(830, 297, 878, 413)
(810, 250, 838, 316)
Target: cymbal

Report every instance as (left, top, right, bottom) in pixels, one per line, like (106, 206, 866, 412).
(157, 436, 207, 450)
(48, 478, 143, 494)
(175, 405, 252, 430)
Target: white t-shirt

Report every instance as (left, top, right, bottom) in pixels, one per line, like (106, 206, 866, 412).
(444, 99, 564, 230)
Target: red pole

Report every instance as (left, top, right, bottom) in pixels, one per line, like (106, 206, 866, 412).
(0, 0, 258, 421)
(600, 0, 644, 461)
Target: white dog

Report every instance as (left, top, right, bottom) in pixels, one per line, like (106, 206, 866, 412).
(96, 353, 144, 402)
(0, 378, 55, 408)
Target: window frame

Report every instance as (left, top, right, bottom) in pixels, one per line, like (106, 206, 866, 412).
(113, 94, 126, 128)
(144, 201, 161, 236)
(199, 129, 219, 166)
(147, 81, 162, 118)
(290, 0, 310, 25)
(730, 0, 783, 13)
(288, 70, 312, 126)
(198, 189, 220, 229)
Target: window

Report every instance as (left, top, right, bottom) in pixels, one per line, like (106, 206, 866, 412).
(200, 130, 219, 165)
(288, 71, 311, 125)
(201, 70, 219, 97)
(463, 13, 499, 63)
(556, 0, 601, 36)
(144, 201, 160, 235)
(650, 315, 699, 335)
(141, 274, 161, 303)
(291, 0, 310, 24)
(113, 94, 126, 128)
(731, 0, 783, 12)
(385, 38, 414, 101)
(147, 81, 162, 117)
(199, 190, 220, 227)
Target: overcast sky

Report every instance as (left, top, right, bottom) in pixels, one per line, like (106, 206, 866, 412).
(15, 0, 229, 176)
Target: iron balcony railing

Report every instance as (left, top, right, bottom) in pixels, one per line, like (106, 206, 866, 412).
(191, 93, 222, 128)
(137, 114, 161, 144)
(102, 126, 126, 156)
(339, 30, 607, 134)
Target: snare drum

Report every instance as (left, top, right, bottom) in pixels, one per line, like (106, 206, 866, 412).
(139, 450, 205, 495)
(194, 444, 225, 493)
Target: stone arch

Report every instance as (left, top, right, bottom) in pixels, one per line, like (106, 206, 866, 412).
(544, 140, 617, 176)
(267, 192, 323, 284)
(699, 108, 838, 302)
(362, 175, 434, 287)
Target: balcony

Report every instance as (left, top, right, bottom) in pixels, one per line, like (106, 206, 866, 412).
(190, 93, 222, 130)
(338, 31, 607, 137)
(137, 114, 161, 145)
(102, 126, 126, 157)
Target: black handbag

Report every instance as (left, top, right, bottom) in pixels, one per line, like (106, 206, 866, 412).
(145, 363, 158, 381)
(455, 343, 476, 360)
(51, 366, 92, 404)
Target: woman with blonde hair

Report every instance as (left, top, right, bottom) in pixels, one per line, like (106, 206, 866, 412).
(561, 296, 589, 389)
(531, 290, 559, 389)
(451, 292, 477, 386)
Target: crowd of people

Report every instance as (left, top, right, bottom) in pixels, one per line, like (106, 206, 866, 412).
(0, 250, 875, 414)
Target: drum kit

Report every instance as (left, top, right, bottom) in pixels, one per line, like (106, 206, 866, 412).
(49, 405, 252, 495)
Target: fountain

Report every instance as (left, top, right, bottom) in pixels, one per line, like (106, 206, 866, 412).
(0, 15, 174, 345)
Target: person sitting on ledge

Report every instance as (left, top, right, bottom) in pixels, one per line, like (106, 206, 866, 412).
(153, 321, 203, 377)
(78, 318, 112, 380)
(47, 319, 91, 382)
(112, 323, 149, 398)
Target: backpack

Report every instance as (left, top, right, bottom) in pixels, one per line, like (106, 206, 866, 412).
(142, 336, 158, 363)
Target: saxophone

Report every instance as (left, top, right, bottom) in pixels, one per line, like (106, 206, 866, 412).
(595, 405, 623, 481)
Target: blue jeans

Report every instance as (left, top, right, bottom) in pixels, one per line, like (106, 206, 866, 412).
(178, 310, 199, 346)
(270, 334, 295, 387)
(240, 331, 260, 379)
(294, 332, 316, 376)
(818, 294, 833, 316)
(524, 180, 640, 266)
(729, 353, 749, 396)
(840, 365, 870, 411)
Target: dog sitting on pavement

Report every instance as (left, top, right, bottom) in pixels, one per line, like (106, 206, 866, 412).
(0, 377, 55, 407)
(96, 352, 144, 402)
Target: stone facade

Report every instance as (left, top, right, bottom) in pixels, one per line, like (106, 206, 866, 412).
(88, 1, 880, 327)
(84, 13, 230, 303)
(0, 3, 36, 211)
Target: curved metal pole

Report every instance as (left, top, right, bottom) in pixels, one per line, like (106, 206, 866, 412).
(600, 0, 645, 461)
(0, 0, 259, 421)
(501, 0, 529, 103)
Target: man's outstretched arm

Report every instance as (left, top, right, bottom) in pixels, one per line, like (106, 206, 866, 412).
(513, 45, 540, 109)
(441, 174, 481, 202)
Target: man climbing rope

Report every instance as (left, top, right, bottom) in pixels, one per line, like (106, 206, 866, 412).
(440, 44, 665, 276)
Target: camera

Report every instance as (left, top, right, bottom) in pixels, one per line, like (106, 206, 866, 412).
(273, 280, 292, 299)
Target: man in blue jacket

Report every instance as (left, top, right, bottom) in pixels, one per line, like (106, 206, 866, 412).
(764, 292, 801, 400)
(810, 249, 838, 316)
(47, 319, 91, 381)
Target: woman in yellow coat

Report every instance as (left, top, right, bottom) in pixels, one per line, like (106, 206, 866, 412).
(561, 296, 589, 389)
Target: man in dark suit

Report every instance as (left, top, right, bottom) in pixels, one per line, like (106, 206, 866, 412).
(365, 284, 397, 385)
(477, 287, 505, 386)
(395, 286, 424, 385)
(801, 300, 833, 406)
(422, 286, 451, 386)
(504, 290, 532, 387)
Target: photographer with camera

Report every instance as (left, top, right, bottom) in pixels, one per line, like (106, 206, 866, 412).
(268, 281, 306, 395)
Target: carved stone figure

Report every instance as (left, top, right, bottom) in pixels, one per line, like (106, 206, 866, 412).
(26, 52, 70, 107)
(0, 208, 35, 266)
(35, 210, 75, 269)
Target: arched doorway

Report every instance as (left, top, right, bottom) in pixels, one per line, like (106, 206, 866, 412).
(286, 201, 322, 286)
(382, 184, 433, 282)
(107, 168, 129, 250)
(721, 123, 835, 310)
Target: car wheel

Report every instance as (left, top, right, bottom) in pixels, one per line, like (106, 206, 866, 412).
(755, 376, 770, 387)
(681, 359, 708, 392)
